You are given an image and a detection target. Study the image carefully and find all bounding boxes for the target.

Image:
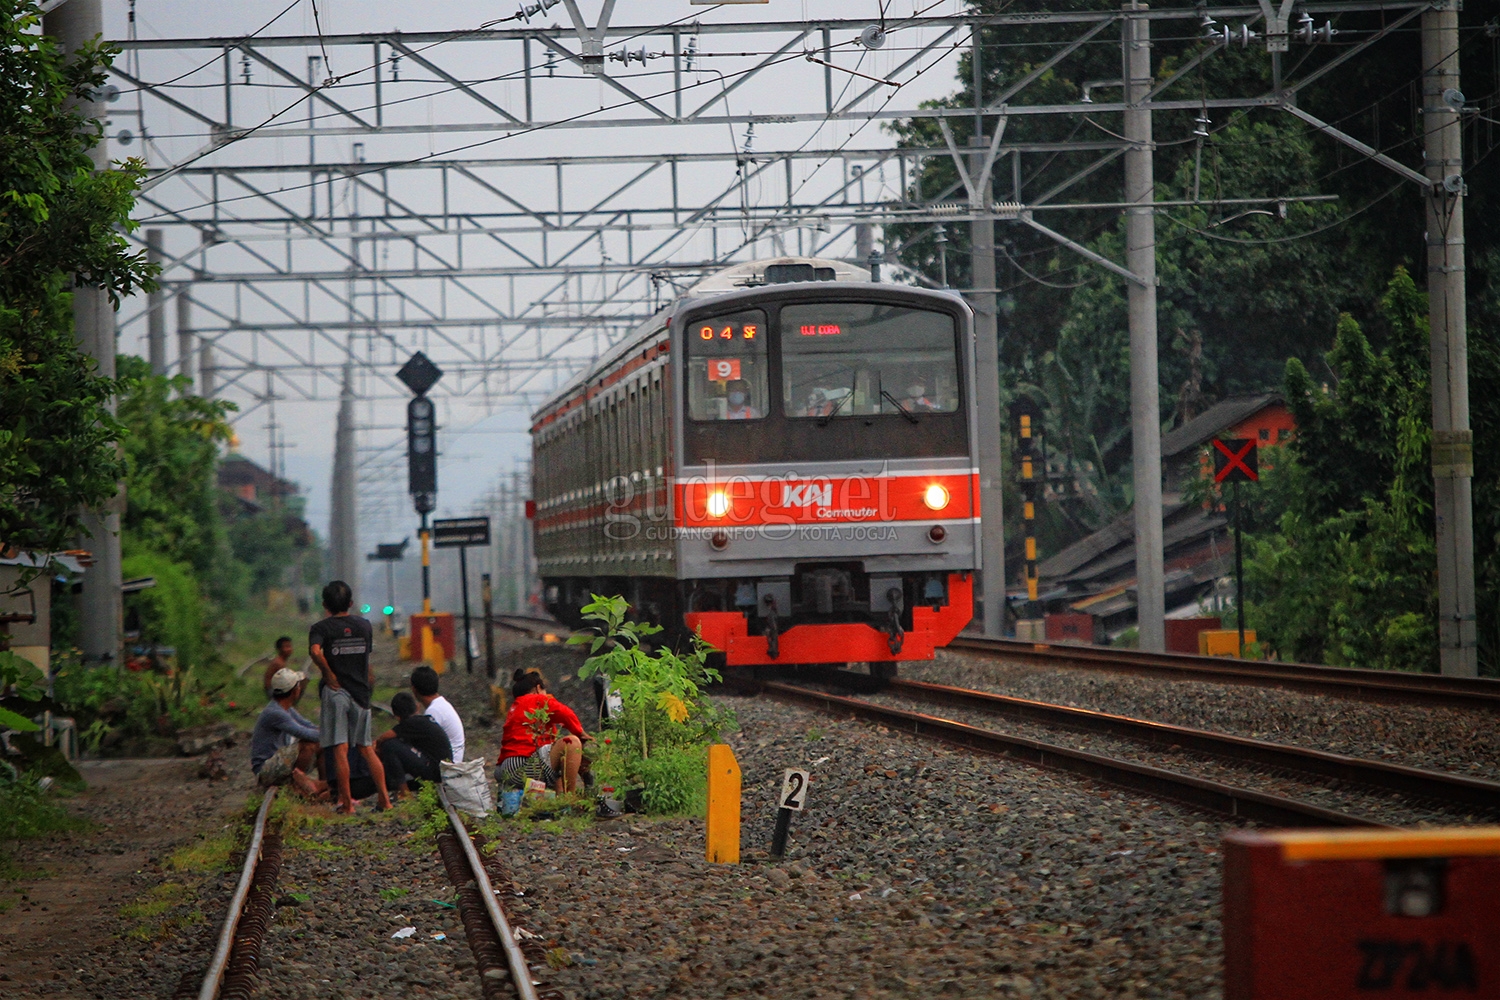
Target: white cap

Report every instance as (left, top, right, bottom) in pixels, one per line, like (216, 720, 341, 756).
(269, 667, 306, 695)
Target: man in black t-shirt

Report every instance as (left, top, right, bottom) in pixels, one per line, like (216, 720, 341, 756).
(309, 580, 391, 813)
(374, 691, 452, 793)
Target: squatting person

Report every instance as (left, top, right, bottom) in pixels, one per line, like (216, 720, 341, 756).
(250, 667, 327, 799)
(374, 691, 452, 794)
(497, 667, 590, 793)
(310, 580, 391, 813)
(410, 664, 466, 764)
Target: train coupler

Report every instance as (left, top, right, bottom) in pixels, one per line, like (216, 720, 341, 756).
(885, 587, 905, 655)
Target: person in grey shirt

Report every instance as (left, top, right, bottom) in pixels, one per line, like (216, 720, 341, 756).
(251, 668, 327, 798)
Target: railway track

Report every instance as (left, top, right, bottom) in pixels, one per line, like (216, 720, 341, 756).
(762, 672, 1500, 829)
(949, 635, 1500, 712)
(187, 788, 544, 1000)
(493, 613, 567, 641)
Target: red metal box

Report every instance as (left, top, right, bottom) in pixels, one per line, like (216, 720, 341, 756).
(1223, 827, 1500, 999)
(1043, 612, 1100, 644)
(1166, 616, 1221, 654)
(408, 612, 456, 662)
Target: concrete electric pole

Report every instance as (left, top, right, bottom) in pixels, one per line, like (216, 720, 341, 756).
(329, 360, 359, 587)
(45, 0, 122, 665)
(970, 34, 1007, 639)
(1123, 3, 1166, 652)
(146, 229, 166, 375)
(1423, 6, 1476, 677)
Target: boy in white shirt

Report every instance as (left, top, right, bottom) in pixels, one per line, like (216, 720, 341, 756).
(410, 665, 466, 764)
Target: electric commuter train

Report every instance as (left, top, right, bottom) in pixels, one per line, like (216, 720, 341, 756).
(530, 257, 978, 670)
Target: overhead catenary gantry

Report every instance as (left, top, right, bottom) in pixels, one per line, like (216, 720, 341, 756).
(102, 0, 1471, 670)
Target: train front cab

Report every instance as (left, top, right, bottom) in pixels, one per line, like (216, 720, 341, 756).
(672, 281, 979, 669)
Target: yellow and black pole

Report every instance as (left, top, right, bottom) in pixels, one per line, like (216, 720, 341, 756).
(1017, 409, 1040, 604)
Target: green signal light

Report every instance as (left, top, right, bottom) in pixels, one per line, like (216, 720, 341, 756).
(383, 605, 395, 615)
(360, 604, 371, 614)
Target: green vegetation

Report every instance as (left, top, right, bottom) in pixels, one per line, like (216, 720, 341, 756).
(571, 594, 734, 815)
(1233, 269, 1500, 671)
(889, 5, 1499, 671)
(0, 0, 153, 567)
(167, 830, 240, 873)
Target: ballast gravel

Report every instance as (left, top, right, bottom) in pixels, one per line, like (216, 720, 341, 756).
(486, 693, 1225, 1000)
(911, 649, 1500, 781)
(855, 690, 1491, 828)
(253, 813, 484, 1000)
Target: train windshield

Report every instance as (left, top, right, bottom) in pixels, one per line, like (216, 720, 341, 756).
(781, 302, 959, 419)
(685, 309, 769, 421)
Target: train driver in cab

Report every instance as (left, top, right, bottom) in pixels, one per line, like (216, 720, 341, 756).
(724, 378, 762, 419)
(901, 377, 941, 412)
(801, 386, 851, 418)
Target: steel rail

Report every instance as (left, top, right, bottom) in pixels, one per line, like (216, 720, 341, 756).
(197, 786, 277, 1000)
(763, 681, 1391, 829)
(439, 788, 540, 1000)
(493, 613, 568, 640)
(948, 636, 1500, 712)
(884, 677, 1500, 814)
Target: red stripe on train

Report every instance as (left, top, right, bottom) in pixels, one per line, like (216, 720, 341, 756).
(674, 473, 977, 528)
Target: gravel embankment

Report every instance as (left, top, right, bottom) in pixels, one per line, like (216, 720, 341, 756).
(854, 690, 1491, 828)
(484, 692, 1224, 1000)
(907, 649, 1500, 780)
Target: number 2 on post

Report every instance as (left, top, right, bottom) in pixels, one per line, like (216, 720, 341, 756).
(779, 768, 810, 811)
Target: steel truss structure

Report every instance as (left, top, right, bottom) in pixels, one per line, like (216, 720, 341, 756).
(107, 1, 1472, 668)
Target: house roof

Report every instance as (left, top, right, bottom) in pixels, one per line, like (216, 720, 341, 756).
(1160, 393, 1282, 460)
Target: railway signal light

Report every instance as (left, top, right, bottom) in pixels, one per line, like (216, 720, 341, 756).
(383, 605, 395, 616)
(360, 603, 371, 614)
(407, 395, 438, 514)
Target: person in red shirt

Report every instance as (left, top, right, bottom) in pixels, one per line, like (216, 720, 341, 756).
(497, 668, 590, 793)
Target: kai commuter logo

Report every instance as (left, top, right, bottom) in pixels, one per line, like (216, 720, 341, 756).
(779, 482, 832, 509)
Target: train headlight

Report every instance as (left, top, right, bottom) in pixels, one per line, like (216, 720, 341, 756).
(706, 490, 731, 518)
(922, 484, 951, 511)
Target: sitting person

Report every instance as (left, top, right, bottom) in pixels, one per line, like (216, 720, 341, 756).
(250, 669, 327, 799)
(900, 380, 940, 412)
(374, 691, 452, 795)
(496, 668, 590, 793)
(322, 742, 403, 804)
(411, 665, 466, 764)
(723, 378, 762, 420)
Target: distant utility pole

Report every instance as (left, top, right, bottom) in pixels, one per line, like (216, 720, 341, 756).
(176, 291, 194, 387)
(970, 33, 1006, 639)
(329, 360, 359, 587)
(45, 0, 121, 666)
(1423, 6, 1476, 677)
(1123, 2, 1165, 653)
(146, 229, 166, 375)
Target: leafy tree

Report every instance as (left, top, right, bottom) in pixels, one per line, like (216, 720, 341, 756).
(225, 494, 314, 596)
(883, 1, 1497, 551)
(0, 0, 154, 566)
(1243, 269, 1435, 670)
(114, 356, 240, 603)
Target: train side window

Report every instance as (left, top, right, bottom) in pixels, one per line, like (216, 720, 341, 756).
(686, 309, 768, 421)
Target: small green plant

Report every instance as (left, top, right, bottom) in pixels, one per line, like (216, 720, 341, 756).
(379, 886, 410, 901)
(570, 594, 735, 815)
(412, 780, 450, 845)
(0, 761, 83, 842)
(0, 651, 44, 733)
(523, 701, 555, 746)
